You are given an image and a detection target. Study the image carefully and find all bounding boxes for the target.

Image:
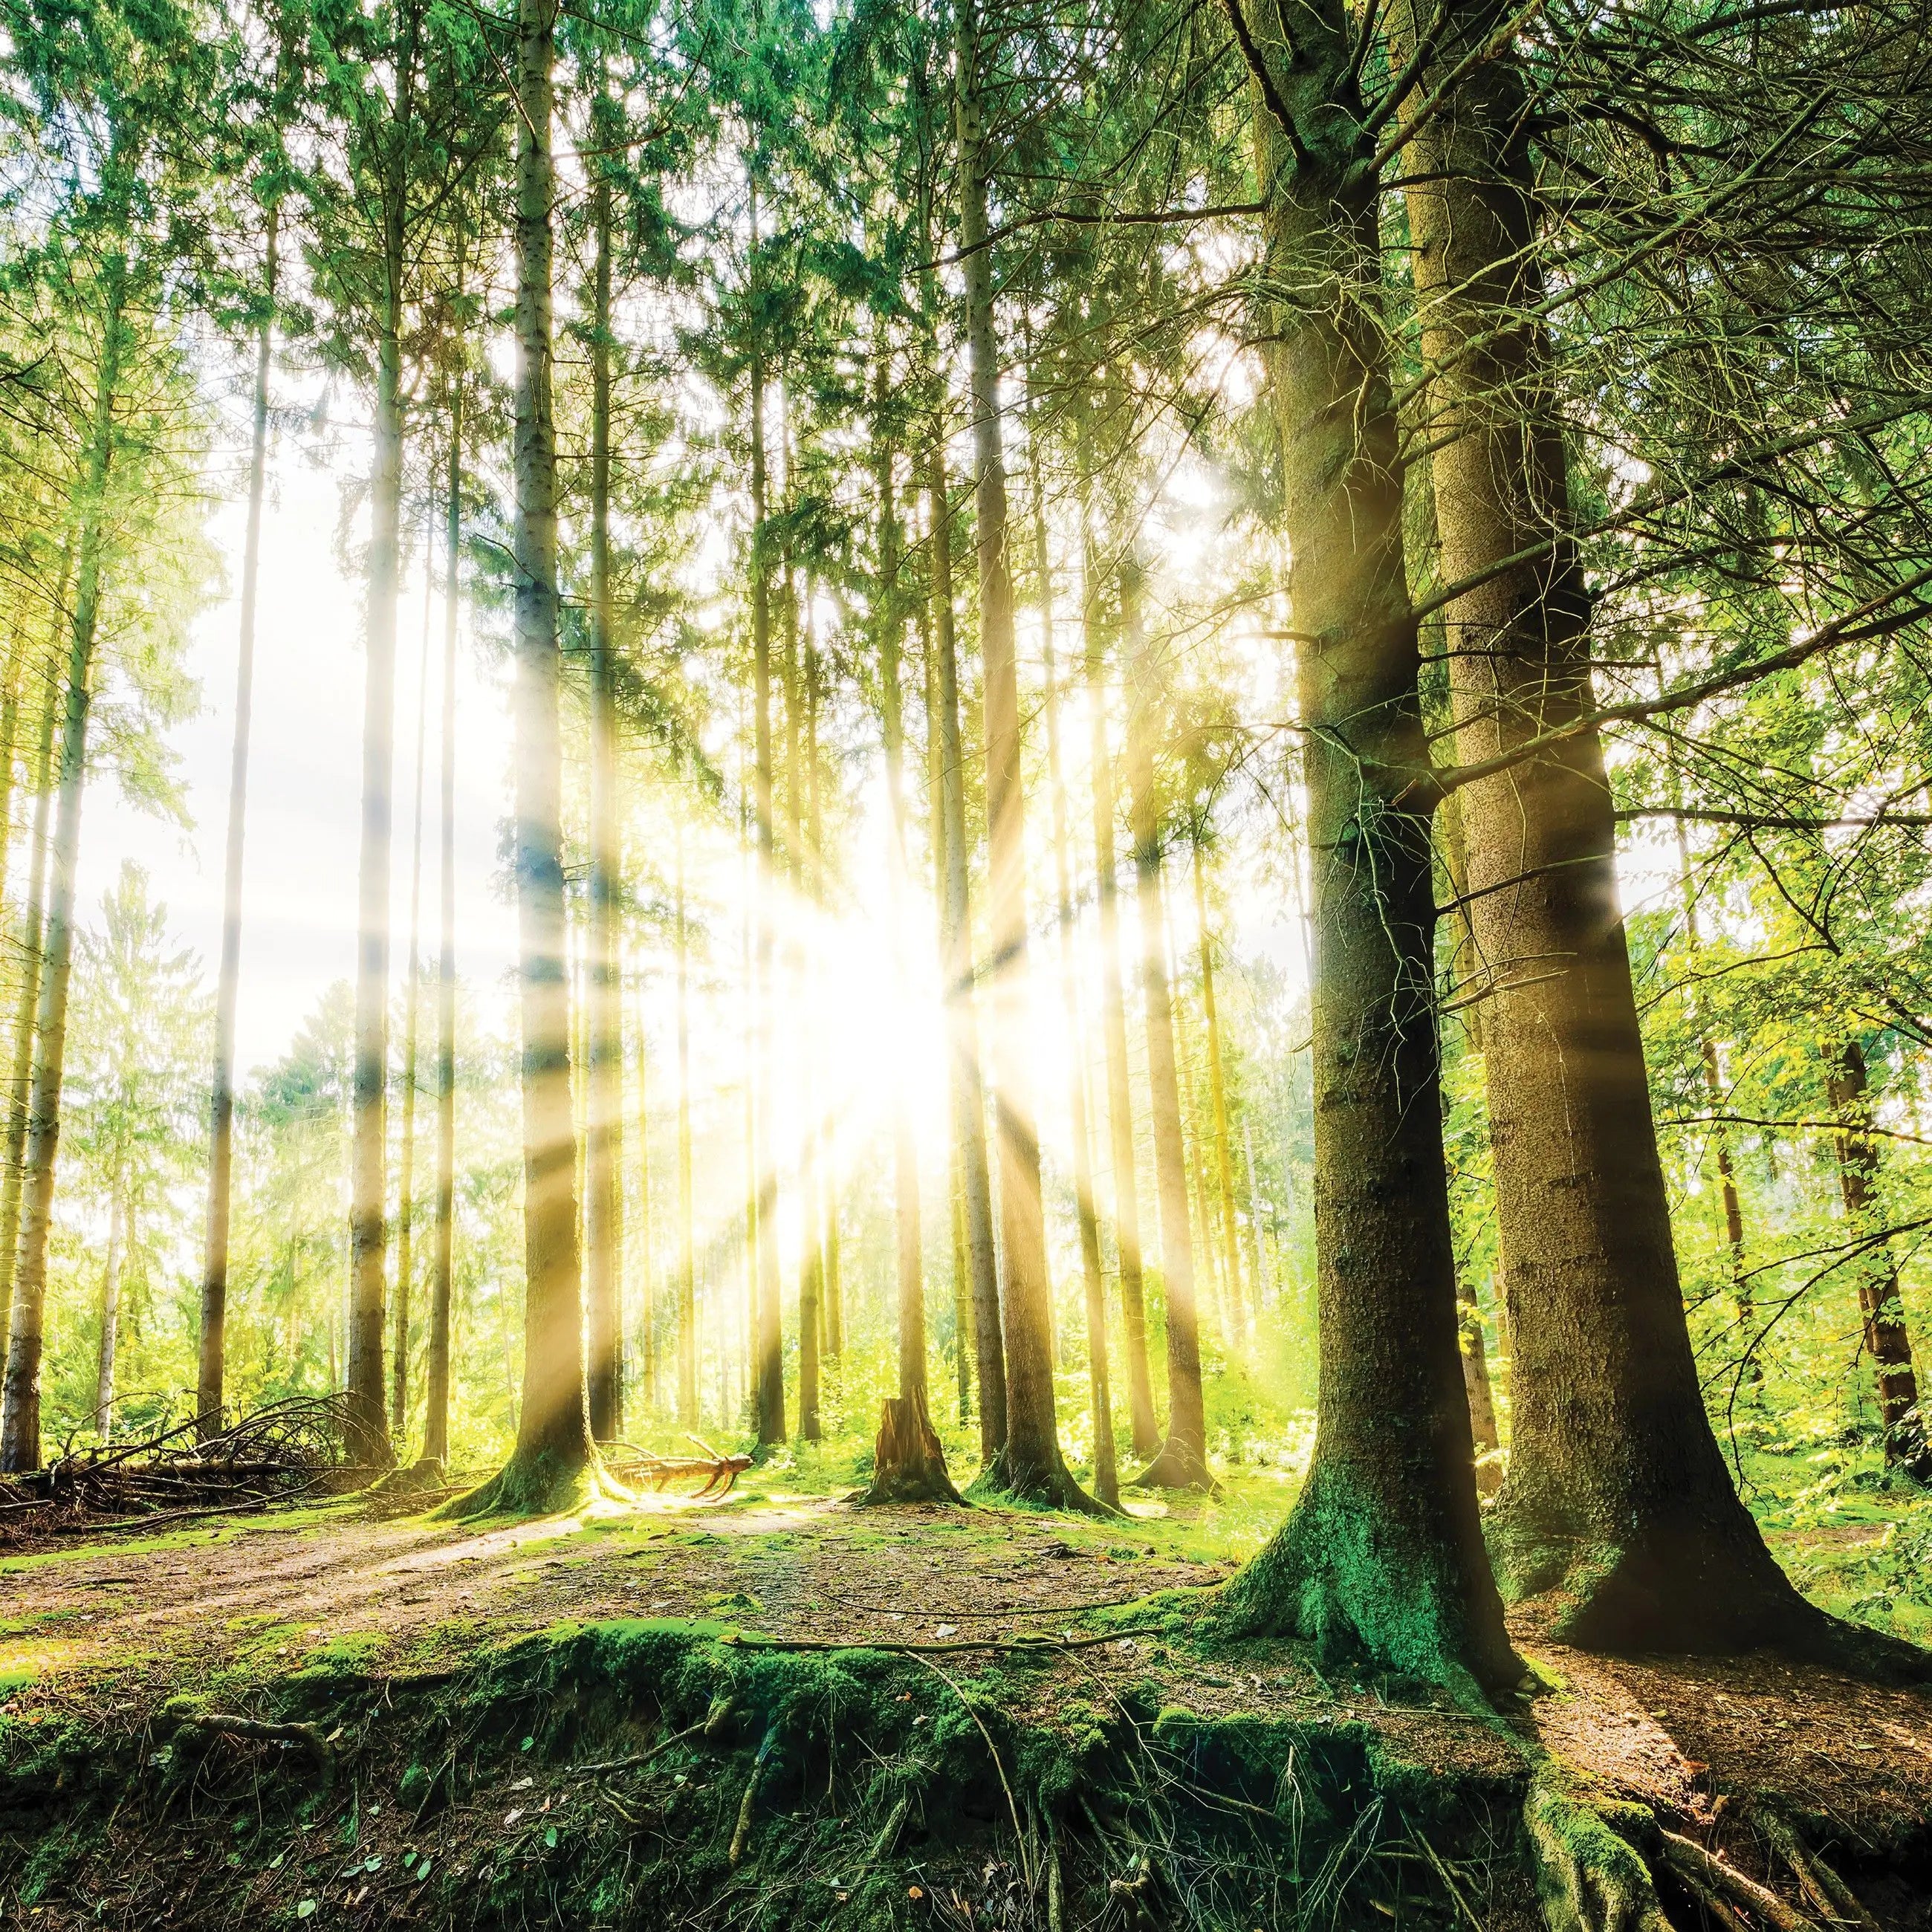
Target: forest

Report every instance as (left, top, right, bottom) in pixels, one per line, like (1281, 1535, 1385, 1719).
(0, 0, 1930, 1924)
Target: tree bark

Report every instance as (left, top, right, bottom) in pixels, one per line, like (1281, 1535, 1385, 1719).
(346, 84, 415, 1469)
(1213, 1, 1514, 1690)
(746, 174, 785, 1448)
(458, 0, 593, 1512)
(925, 441, 1004, 1458)
(1121, 576, 1210, 1492)
(674, 820, 698, 1427)
(1, 257, 126, 1476)
(1825, 1039, 1930, 1479)
(1193, 844, 1247, 1339)
(0, 634, 60, 1358)
(421, 373, 461, 1470)
(585, 163, 623, 1445)
(1398, 0, 1812, 1648)
(391, 568, 431, 1441)
(1081, 545, 1159, 1458)
(953, 0, 1095, 1512)
(877, 423, 930, 1427)
(1043, 630, 1118, 1510)
(199, 206, 276, 1439)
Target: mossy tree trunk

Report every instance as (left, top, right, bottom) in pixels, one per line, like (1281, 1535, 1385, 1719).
(1214, 0, 1514, 1690)
(1399, 0, 1816, 1647)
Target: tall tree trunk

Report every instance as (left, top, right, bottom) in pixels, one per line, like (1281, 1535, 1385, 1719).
(632, 1014, 648, 1409)
(460, 0, 592, 1512)
(346, 124, 417, 1469)
(1, 259, 126, 1475)
(806, 636, 841, 1370)
(391, 571, 431, 1440)
(1193, 844, 1246, 1338)
(422, 372, 461, 1470)
(94, 1179, 125, 1440)
(1121, 574, 1210, 1491)
(199, 207, 277, 1438)
(1213, 5, 1514, 1688)
(926, 443, 1003, 1456)
(1081, 539, 1159, 1456)
(953, 0, 1094, 1511)
(864, 415, 955, 1503)
(1826, 1039, 1931, 1479)
(585, 166, 623, 1445)
(1398, 0, 1812, 1650)
(1459, 1271, 1503, 1495)
(746, 177, 785, 1448)
(674, 821, 698, 1427)
(1043, 635, 1118, 1509)
(0, 640, 61, 1355)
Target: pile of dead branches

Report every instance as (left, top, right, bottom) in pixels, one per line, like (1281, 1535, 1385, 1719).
(0, 1394, 360, 1540)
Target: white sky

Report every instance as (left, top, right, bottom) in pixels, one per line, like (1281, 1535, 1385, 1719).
(77, 428, 523, 1082)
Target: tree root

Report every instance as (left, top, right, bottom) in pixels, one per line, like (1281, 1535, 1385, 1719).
(1659, 1831, 1811, 1932)
(1127, 1437, 1221, 1496)
(177, 1711, 335, 1786)
(728, 1722, 780, 1867)
(967, 1448, 1115, 1517)
(1524, 1766, 1673, 1932)
(434, 1447, 632, 1522)
(1751, 1803, 1882, 1932)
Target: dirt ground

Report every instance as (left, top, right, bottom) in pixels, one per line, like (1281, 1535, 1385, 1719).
(4, 1473, 1929, 1867)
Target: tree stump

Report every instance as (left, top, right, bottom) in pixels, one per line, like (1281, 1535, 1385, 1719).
(860, 1395, 965, 1506)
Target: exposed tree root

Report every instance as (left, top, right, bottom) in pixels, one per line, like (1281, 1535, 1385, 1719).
(1214, 1467, 1521, 1697)
(967, 1447, 1114, 1517)
(1524, 1765, 1673, 1932)
(1488, 1517, 1932, 1685)
(1127, 1437, 1220, 1496)
(1660, 1829, 1811, 1932)
(434, 1446, 632, 1522)
(1750, 1803, 1884, 1932)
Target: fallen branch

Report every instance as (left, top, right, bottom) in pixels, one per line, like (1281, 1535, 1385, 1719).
(178, 1712, 334, 1765)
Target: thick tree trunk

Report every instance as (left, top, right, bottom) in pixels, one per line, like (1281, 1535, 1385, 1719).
(199, 209, 276, 1439)
(1123, 589, 1210, 1491)
(1213, 5, 1514, 1690)
(1398, 0, 1811, 1649)
(456, 0, 593, 1513)
(746, 177, 785, 1449)
(1193, 845, 1247, 1338)
(1082, 554, 1159, 1458)
(1826, 1039, 1931, 1479)
(421, 378, 461, 1470)
(925, 442, 1004, 1458)
(346, 184, 409, 1470)
(1, 260, 126, 1476)
(674, 822, 698, 1427)
(585, 170, 623, 1445)
(953, 0, 1095, 1513)
(0, 646, 59, 1357)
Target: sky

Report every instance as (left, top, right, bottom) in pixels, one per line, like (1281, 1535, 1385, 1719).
(76, 418, 523, 1083)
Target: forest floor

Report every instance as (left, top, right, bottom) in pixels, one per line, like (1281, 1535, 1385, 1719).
(1, 1459, 1929, 1930)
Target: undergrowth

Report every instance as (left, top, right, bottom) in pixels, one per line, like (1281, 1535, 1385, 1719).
(0, 1610, 1534, 1932)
